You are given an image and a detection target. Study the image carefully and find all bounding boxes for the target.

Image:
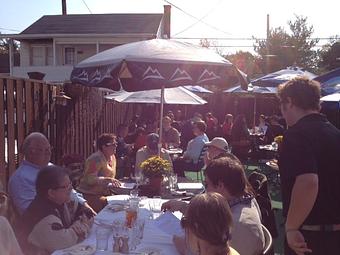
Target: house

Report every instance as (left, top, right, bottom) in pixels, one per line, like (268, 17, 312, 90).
(1, 5, 171, 83)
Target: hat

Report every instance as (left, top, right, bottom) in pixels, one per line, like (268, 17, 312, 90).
(146, 133, 159, 150)
(205, 137, 229, 152)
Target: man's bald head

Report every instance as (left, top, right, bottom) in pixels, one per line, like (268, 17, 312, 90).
(21, 132, 51, 167)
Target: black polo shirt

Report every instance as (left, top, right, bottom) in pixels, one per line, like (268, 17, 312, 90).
(279, 113, 340, 225)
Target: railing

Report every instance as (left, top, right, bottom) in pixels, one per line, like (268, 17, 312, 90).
(0, 76, 133, 190)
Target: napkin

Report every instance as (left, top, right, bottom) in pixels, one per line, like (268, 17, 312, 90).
(153, 212, 184, 236)
(177, 182, 204, 190)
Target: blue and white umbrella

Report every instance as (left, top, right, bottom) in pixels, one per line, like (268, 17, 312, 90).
(252, 66, 316, 87)
(313, 67, 340, 95)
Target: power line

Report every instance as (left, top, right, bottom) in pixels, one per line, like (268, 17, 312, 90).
(0, 27, 21, 32)
(172, 0, 223, 37)
(163, 0, 231, 36)
(173, 37, 336, 40)
(81, 0, 92, 14)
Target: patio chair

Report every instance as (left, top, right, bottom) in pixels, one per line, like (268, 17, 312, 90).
(262, 224, 273, 255)
(184, 145, 208, 181)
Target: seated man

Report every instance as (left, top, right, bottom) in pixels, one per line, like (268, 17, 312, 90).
(8, 132, 94, 215)
(135, 133, 173, 174)
(161, 116, 180, 148)
(116, 124, 134, 178)
(204, 137, 230, 166)
(173, 121, 209, 177)
(163, 156, 265, 255)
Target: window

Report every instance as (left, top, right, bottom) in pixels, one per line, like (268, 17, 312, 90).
(64, 47, 75, 65)
(31, 46, 45, 66)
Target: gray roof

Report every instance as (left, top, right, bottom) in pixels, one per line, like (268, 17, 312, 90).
(20, 14, 163, 35)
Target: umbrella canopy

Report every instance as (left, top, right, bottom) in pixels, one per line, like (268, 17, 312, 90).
(320, 93, 340, 102)
(251, 66, 316, 87)
(183, 85, 213, 94)
(224, 84, 277, 128)
(105, 86, 207, 105)
(224, 85, 277, 95)
(313, 68, 340, 95)
(70, 39, 247, 91)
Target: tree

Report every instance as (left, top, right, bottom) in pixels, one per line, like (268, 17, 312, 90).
(254, 15, 319, 73)
(318, 38, 340, 71)
(224, 51, 261, 78)
(0, 37, 19, 54)
(199, 38, 223, 55)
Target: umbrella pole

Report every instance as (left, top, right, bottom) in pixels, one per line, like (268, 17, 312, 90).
(158, 85, 165, 156)
(253, 97, 257, 130)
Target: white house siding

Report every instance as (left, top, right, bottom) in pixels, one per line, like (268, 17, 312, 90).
(19, 42, 30, 67)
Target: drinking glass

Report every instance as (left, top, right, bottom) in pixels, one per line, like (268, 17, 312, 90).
(149, 196, 162, 219)
(130, 189, 139, 199)
(96, 226, 111, 251)
(169, 173, 178, 191)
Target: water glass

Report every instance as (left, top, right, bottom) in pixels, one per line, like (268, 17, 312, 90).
(169, 173, 178, 191)
(130, 189, 139, 199)
(149, 197, 162, 219)
(96, 226, 111, 251)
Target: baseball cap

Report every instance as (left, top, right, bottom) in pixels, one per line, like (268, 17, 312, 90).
(205, 137, 229, 152)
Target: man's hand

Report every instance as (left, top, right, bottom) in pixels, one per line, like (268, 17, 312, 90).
(111, 178, 121, 187)
(286, 229, 312, 255)
(161, 200, 187, 214)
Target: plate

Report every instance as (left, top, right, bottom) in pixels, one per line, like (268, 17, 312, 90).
(61, 244, 95, 255)
(138, 247, 162, 255)
(106, 203, 128, 212)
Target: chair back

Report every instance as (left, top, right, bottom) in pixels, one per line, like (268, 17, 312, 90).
(262, 224, 273, 254)
(196, 145, 208, 169)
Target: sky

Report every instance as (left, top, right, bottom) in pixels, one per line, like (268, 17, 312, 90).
(1, 0, 339, 54)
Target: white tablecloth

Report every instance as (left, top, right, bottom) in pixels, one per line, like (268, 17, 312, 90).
(52, 195, 183, 255)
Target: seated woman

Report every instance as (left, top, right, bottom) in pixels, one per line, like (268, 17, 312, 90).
(78, 133, 121, 212)
(230, 115, 251, 161)
(163, 156, 265, 255)
(174, 192, 239, 255)
(0, 216, 23, 255)
(19, 165, 94, 255)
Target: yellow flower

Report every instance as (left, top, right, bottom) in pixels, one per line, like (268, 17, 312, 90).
(274, 135, 283, 144)
(140, 156, 171, 178)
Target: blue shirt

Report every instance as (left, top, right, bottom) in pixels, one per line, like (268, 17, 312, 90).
(184, 134, 209, 163)
(8, 160, 85, 214)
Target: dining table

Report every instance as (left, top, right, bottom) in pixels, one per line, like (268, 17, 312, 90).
(52, 195, 187, 255)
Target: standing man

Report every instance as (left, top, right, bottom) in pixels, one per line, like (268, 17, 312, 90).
(8, 132, 95, 215)
(277, 77, 340, 255)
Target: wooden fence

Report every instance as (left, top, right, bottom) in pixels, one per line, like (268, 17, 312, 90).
(0, 76, 132, 190)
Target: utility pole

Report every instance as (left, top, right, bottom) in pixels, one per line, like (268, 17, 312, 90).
(266, 14, 270, 74)
(62, 0, 67, 15)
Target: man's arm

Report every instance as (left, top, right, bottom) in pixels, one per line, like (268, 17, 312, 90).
(285, 173, 318, 255)
(285, 173, 318, 230)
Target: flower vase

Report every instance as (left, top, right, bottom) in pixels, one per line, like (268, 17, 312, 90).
(149, 176, 163, 195)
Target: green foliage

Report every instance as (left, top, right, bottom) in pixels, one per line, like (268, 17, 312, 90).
(0, 38, 19, 54)
(254, 15, 319, 73)
(318, 38, 340, 71)
(224, 51, 261, 78)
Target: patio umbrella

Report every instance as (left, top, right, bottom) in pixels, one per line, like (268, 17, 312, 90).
(224, 85, 277, 128)
(104, 86, 207, 105)
(251, 66, 316, 87)
(70, 39, 248, 152)
(313, 68, 340, 95)
(183, 85, 213, 94)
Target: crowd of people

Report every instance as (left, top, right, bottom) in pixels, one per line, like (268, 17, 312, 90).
(1, 77, 339, 255)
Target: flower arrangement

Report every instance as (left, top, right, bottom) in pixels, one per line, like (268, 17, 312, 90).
(140, 156, 171, 178)
(274, 135, 283, 145)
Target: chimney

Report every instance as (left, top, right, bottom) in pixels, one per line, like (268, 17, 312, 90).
(163, 5, 171, 39)
(62, 0, 67, 15)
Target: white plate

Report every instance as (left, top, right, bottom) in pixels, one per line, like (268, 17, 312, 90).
(138, 247, 162, 255)
(61, 244, 95, 255)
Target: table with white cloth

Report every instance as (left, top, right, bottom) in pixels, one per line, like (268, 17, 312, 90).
(52, 195, 184, 255)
